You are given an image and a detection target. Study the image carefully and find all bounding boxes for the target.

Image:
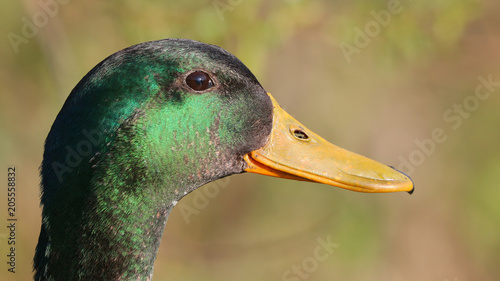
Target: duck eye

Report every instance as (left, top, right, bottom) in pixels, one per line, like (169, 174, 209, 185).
(185, 71, 214, 91)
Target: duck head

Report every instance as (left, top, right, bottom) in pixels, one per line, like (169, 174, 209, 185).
(35, 39, 413, 281)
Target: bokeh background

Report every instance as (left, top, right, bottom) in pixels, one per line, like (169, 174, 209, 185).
(1, 0, 499, 280)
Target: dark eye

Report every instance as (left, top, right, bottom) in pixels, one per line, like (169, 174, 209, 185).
(185, 71, 214, 91)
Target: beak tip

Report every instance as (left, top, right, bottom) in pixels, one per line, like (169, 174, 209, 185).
(407, 186, 415, 195)
(388, 165, 415, 194)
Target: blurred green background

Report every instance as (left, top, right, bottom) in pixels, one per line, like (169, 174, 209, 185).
(1, 0, 499, 280)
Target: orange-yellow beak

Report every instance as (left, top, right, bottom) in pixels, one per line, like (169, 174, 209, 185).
(244, 93, 414, 194)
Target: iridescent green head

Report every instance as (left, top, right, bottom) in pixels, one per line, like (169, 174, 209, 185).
(42, 39, 274, 198)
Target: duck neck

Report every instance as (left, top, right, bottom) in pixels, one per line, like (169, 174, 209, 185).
(35, 121, 200, 280)
(35, 162, 184, 281)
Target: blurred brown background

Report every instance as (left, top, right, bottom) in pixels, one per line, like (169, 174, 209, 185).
(1, 0, 499, 280)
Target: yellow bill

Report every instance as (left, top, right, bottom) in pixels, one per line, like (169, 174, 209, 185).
(244, 93, 414, 194)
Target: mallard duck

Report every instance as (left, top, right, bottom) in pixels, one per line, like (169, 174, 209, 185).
(34, 38, 413, 280)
